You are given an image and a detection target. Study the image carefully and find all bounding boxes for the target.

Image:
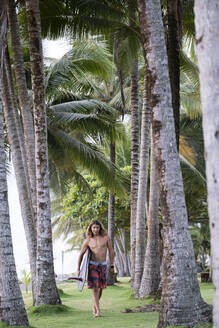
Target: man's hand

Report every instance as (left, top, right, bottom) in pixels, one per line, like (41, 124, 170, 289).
(109, 266, 114, 274)
(77, 269, 80, 277)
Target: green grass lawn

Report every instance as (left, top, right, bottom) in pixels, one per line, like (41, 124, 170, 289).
(1, 278, 213, 328)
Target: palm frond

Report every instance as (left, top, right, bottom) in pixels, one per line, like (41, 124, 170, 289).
(179, 116, 205, 183)
(49, 99, 117, 116)
(48, 98, 128, 144)
(48, 127, 129, 196)
(40, 0, 125, 39)
(45, 39, 113, 95)
(180, 51, 201, 118)
(182, 0, 195, 38)
(179, 154, 206, 183)
(180, 51, 199, 88)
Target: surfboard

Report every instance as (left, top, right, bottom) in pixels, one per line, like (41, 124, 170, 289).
(78, 247, 91, 292)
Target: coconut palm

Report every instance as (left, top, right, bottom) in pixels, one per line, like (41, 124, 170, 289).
(195, 2, 219, 326)
(133, 73, 150, 297)
(44, 41, 129, 197)
(0, 1, 29, 325)
(137, 0, 211, 326)
(25, 0, 60, 305)
(139, 129, 160, 298)
(2, 45, 37, 304)
(8, 0, 36, 215)
(45, 42, 130, 285)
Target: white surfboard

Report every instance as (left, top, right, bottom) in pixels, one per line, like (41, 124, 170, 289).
(78, 247, 90, 292)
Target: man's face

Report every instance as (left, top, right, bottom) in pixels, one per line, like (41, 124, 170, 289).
(91, 224, 100, 236)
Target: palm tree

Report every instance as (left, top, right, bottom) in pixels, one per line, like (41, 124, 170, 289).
(195, 2, 219, 327)
(45, 39, 129, 195)
(44, 41, 130, 287)
(3, 44, 38, 305)
(6, 1, 39, 304)
(107, 141, 116, 285)
(0, 1, 29, 325)
(25, 0, 60, 305)
(21, 269, 31, 294)
(139, 129, 160, 298)
(8, 0, 36, 215)
(133, 73, 150, 297)
(137, 0, 211, 326)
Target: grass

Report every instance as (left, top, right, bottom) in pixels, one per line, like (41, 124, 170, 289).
(2, 278, 213, 328)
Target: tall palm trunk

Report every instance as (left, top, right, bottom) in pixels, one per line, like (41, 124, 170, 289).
(3, 47, 37, 305)
(0, 107, 29, 327)
(194, 2, 219, 327)
(107, 142, 115, 285)
(167, 0, 182, 149)
(130, 58, 140, 286)
(139, 129, 160, 297)
(8, 0, 37, 218)
(134, 72, 150, 298)
(25, 0, 60, 305)
(129, 5, 140, 286)
(137, 0, 212, 326)
(0, 2, 29, 326)
(114, 232, 131, 277)
(4, 47, 27, 172)
(119, 230, 131, 277)
(114, 239, 125, 277)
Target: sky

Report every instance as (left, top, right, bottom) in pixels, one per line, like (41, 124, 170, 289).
(43, 38, 72, 60)
(8, 38, 79, 279)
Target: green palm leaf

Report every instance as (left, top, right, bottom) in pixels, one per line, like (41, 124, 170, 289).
(48, 127, 129, 196)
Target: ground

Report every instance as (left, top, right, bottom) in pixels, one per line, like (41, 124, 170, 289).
(0, 278, 213, 328)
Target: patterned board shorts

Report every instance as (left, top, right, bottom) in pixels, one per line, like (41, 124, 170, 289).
(88, 260, 107, 289)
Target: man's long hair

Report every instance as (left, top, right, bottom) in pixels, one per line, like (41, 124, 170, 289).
(86, 220, 107, 238)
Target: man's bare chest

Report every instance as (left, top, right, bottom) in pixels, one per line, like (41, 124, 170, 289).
(89, 237, 107, 251)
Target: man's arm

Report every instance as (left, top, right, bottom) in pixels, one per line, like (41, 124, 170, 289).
(77, 238, 89, 277)
(107, 236, 114, 272)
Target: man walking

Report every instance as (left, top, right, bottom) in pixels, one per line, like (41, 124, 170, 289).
(77, 220, 114, 317)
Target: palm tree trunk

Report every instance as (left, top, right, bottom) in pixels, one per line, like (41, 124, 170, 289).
(119, 230, 131, 277)
(107, 142, 115, 285)
(114, 239, 125, 277)
(129, 5, 140, 287)
(2, 48, 37, 304)
(8, 0, 36, 217)
(139, 128, 160, 297)
(25, 0, 60, 305)
(167, 0, 182, 149)
(137, 0, 212, 326)
(134, 72, 150, 298)
(194, 2, 219, 327)
(4, 47, 28, 174)
(0, 3, 28, 325)
(0, 108, 29, 326)
(130, 57, 140, 286)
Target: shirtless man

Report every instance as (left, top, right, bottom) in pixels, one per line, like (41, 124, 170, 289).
(77, 220, 114, 317)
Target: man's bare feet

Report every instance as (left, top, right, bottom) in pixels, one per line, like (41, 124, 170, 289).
(94, 313, 101, 317)
(92, 306, 97, 316)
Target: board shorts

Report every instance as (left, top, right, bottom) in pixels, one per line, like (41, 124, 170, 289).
(88, 260, 107, 289)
